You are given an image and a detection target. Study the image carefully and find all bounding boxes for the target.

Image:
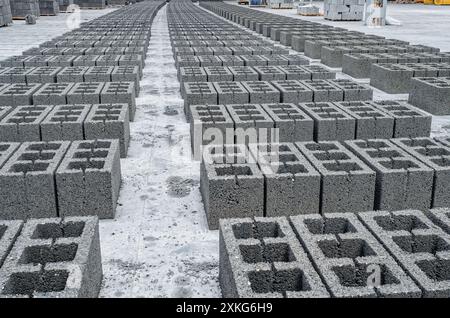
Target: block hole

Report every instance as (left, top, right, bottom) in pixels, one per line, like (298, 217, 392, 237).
(392, 234, 450, 254)
(248, 268, 310, 295)
(332, 263, 400, 287)
(1, 270, 69, 297)
(318, 238, 376, 259)
(240, 242, 296, 263)
(416, 259, 450, 282)
(233, 221, 284, 240)
(31, 221, 85, 239)
(19, 243, 78, 265)
(374, 214, 428, 232)
(304, 217, 357, 235)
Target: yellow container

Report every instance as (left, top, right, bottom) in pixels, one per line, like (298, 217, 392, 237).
(423, 0, 434, 4)
(434, 0, 450, 4)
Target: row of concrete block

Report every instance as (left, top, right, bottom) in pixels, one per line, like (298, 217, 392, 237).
(182, 80, 373, 116)
(342, 51, 450, 79)
(0, 216, 102, 298)
(171, 38, 275, 50)
(178, 65, 336, 83)
(0, 81, 136, 120)
(370, 62, 450, 94)
(0, 66, 140, 95)
(190, 100, 432, 156)
(0, 139, 121, 220)
(173, 45, 290, 57)
(23, 45, 147, 59)
(200, 137, 450, 229)
(0, 103, 130, 157)
(220, 208, 450, 297)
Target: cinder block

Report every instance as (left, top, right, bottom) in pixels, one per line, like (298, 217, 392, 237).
(291, 213, 421, 297)
(264, 54, 290, 66)
(176, 56, 200, 68)
(408, 77, 450, 116)
(228, 66, 259, 81)
(279, 54, 309, 66)
(328, 79, 373, 101)
(298, 102, 355, 141)
(391, 137, 450, 208)
(179, 66, 207, 83)
(0, 83, 41, 106)
(0, 105, 53, 142)
(301, 65, 337, 80)
(241, 81, 280, 104)
(84, 103, 130, 158)
(0, 141, 70, 220)
(0, 142, 20, 169)
(198, 55, 222, 67)
(26, 66, 61, 84)
(100, 82, 136, 122)
(296, 141, 375, 213)
(67, 82, 104, 105)
(0, 216, 102, 298)
(40, 104, 90, 141)
(370, 100, 432, 138)
(111, 66, 140, 95)
(0, 67, 35, 84)
(253, 66, 286, 81)
(240, 55, 268, 67)
(56, 66, 89, 83)
(276, 65, 310, 81)
(83, 66, 113, 83)
(270, 80, 313, 104)
(213, 81, 249, 105)
(220, 217, 329, 298)
(55, 140, 121, 219)
(250, 143, 320, 216)
(301, 79, 343, 102)
(260, 103, 313, 142)
(204, 66, 233, 82)
(0, 220, 22, 269)
(217, 55, 245, 67)
(345, 139, 434, 210)
(359, 210, 450, 298)
(33, 82, 74, 105)
(334, 101, 394, 139)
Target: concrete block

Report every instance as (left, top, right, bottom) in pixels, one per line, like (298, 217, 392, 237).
(0, 83, 41, 106)
(408, 77, 450, 116)
(179, 66, 207, 83)
(0, 216, 102, 298)
(277, 65, 311, 81)
(26, 67, 61, 84)
(83, 66, 113, 83)
(228, 66, 259, 82)
(55, 139, 121, 219)
(327, 79, 373, 101)
(344, 139, 434, 211)
(56, 66, 89, 83)
(0, 141, 70, 220)
(32, 82, 73, 105)
(301, 79, 344, 102)
(219, 217, 329, 298)
(40, 104, 90, 141)
(359, 210, 450, 298)
(0, 67, 35, 84)
(198, 55, 222, 67)
(217, 55, 245, 67)
(254, 66, 286, 81)
(0, 142, 20, 169)
(66, 82, 104, 105)
(213, 81, 249, 105)
(84, 103, 130, 158)
(291, 213, 421, 297)
(241, 81, 280, 104)
(270, 80, 313, 104)
(183, 82, 218, 121)
(100, 82, 136, 122)
(204, 66, 233, 82)
(111, 66, 140, 95)
(296, 141, 375, 213)
(240, 55, 268, 67)
(176, 55, 200, 68)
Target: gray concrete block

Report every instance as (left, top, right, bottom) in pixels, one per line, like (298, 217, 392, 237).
(111, 66, 140, 96)
(277, 65, 311, 81)
(270, 80, 313, 104)
(344, 139, 434, 211)
(228, 66, 259, 82)
(198, 55, 222, 67)
(391, 137, 450, 208)
(217, 55, 245, 67)
(0, 220, 22, 269)
(83, 66, 113, 83)
(100, 82, 136, 122)
(176, 55, 200, 68)
(84, 103, 130, 158)
(359, 210, 450, 298)
(0, 105, 53, 142)
(0, 142, 20, 169)
(66, 82, 104, 105)
(408, 77, 450, 116)
(327, 79, 373, 101)
(254, 66, 286, 81)
(264, 54, 290, 66)
(55, 139, 121, 219)
(213, 81, 249, 105)
(334, 101, 394, 139)
(0, 67, 35, 84)
(296, 141, 375, 213)
(56, 66, 89, 83)
(183, 82, 218, 121)
(0, 141, 70, 220)
(301, 65, 337, 80)
(279, 54, 310, 66)
(370, 100, 432, 138)
(297, 102, 355, 141)
(250, 143, 320, 216)
(204, 66, 233, 82)
(260, 103, 313, 142)
(40, 104, 90, 141)
(301, 79, 344, 102)
(32, 82, 73, 105)
(0, 216, 102, 298)
(0, 83, 41, 106)
(241, 81, 280, 104)
(26, 67, 61, 84)
(290, 213, 421, 298)
(240, 55, 268, 67)
(179, 66, 207, 83)
(219, 217, 329, 298)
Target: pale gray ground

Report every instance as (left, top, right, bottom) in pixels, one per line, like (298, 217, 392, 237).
(0, 3, 449, 298)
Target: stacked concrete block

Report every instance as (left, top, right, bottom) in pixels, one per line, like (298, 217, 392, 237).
(291, 213, 421, 297)
(298, 102, 355, 141)
(10, 0, 40, 19)
(0, 83, 41, 106)
(33, 83, 74, 105)
(26, 67, 61, 84)
(250, 143, 320, 216)
(73, 0, 105, 9)
(359, 210, 450, 297)
(228, 66, 259, 82)
(260, 103, 313, 142)
(183, 82, 218, 121)
(40, 104, 90, 141)
(55, 139, 121, 219)
(0, 0, 12, 26)
(296, 141, 376, 214)
(84, 103, 130, 158)
(39, 0, 59, 16)
(213, 82, 249, 105)
(0, 67, 34, 83)
(408, 77, 450, 116)
(111, 66, 140, 96)
(100, 82, 136, 121)
(218, 55, 244, 67)
(254, 66, 286, 81)
(204, 66, 233, 82)
(190, 104, 234, 161)
(0, 141, 70, 220)
(200, 155, 264, 230)
(219, 217, 329, 298)
(0, 216, 102, 298)
(328, 79, 373, 101)
(301, 80, 343, 102)
(241, 81, 280, 104)
(391, 137, 450, 208)
(345, 139, 434, 211)
(369, 100, 432, 138)
(56, 67, 89, 83)
(67, 82, 104, 105)
(58, 0, 72, 12)
(334, 101, 394, 139)
(198, 56, 222, 67)
(270, 80, 313, 104)
(226, 104, 275, 145)
(0, 220, 22, 268)
(179, 66, 207, 83)
(0, 105, 53, 142)
(83, 66, 113, 83)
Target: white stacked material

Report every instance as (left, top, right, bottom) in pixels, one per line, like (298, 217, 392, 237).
(0, 0, 12, 26)
(324, 0, 365, 21)
(268, 0, 293, 9)
(297, 4, 320, 16)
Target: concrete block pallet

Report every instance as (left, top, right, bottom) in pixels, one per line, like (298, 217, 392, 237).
(10, 0, 40, 19)
(323, 0, 365, 21)
(0, 0, 12, 26)
(39, 0, 59, 16)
